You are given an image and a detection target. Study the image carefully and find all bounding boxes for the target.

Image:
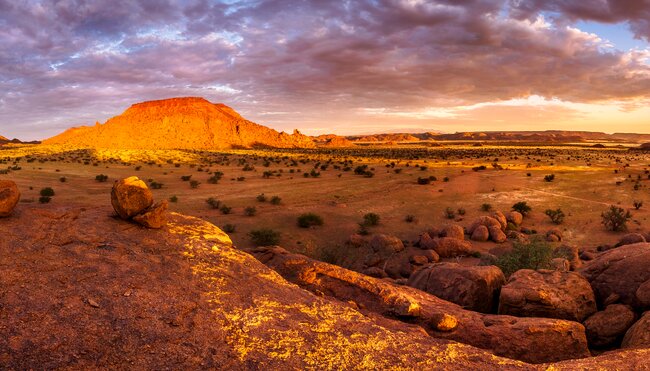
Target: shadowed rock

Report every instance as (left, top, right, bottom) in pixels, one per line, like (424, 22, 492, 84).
(0, 180, 20, 217)
(584, 304, 636, 348)
(622, 311, 650, 349)
(111, 176, 154, 219)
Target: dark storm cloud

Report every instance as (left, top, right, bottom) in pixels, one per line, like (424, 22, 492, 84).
(0, 0, 649, 139)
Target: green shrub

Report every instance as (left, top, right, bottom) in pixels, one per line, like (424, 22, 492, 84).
(249, 228, 280, 246)
(270, 196, 282, 205)
(39, 196, 52, 204)
(404, 214, 417, 223)
(219, 205, 232, 215)
(180, 175, 192, 181)
(189, 180, 200, 188)
(544, 174, 555, 182)
(59, 177, 67, 183)
(481, 203, 492, 212)
(512, 201, 532, 216)
(544, 208, 565, 224)
(244, 206, 257, 216)
(95, 174, 108, 182)
(297, 213, 324, 228)
(601, 205, 631, 231)
(169, 195, 178, 203)
(206, 197, 221, 209)
(633, 200, 643, 210)
(222, 224, 236, 233)
(362, 213, 380, 226)
(495, 238, 554, 277)
(256, 193, 267, 202)
(40, 187, 55, 197)
(444, 207, 455, 219)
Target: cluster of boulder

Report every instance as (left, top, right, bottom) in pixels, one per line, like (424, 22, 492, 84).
(467, 210, 523, 243)
(111, 176, 168, 228)
(0, 180, 20, 217)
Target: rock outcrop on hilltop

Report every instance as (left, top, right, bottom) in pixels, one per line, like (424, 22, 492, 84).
(2, 203, 650, 368)
(44, 97, 315, 149)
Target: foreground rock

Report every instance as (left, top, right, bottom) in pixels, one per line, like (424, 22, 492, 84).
(580, 243, 650, 310)
(3, 206, 650, 369)
(583, 304, 636, 348)
(622, 311, 650, 349)
(251, 246, 590, 363)
(0, 180, 20, 217)
(499, 269, 597, 322)
(133, 201, 168, 229)
(407, 263, 505, 313)
(111, 176, 154, 219)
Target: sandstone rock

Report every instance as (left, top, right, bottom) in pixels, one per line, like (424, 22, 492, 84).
(579, 251, 596, 261)
(111, 176, 154, 219)
(471, 225, 490, 242)
(491, 211, 507, 230)
(546, 228, 563, 242)
(441, 224, 465, 240)
(637, 280, 650, 307)
(418, 232, 436, 250)
(429, 313, 458, 332)
(409, 255, 429, 266)
(616, 233, 646, 247)
(583, 304, 636, 348)
(384, 255, 414, 279)
(622, 311, 650, 349)
(489, 226, 507, 243)
(431, 237, 475, 258)
(363, 267, 388, 279)
(420, 249, 440, 263)
(499, 269, 597, 322)
(506, 211, 523, 226)
(0, 180, 20, 217)
(346, 234, 366, 248)
(133, 201, 168, 229)
(580, 243, 650, 310)
(407, 263, 506, 313)
(370, 234, 405, 254)
(507, 230, 529, 243)
(468, 216, 502, 235)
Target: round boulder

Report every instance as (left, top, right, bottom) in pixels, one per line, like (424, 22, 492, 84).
(622, 311, 650, 349)
(506, 211, 523, 226)
(471, 225, 490, 242)
(370, 234, 405, 255)
(489, 226, 507, 243)
(583, 304, 636, 348)
(616, 233, 646, 247)
(441, 224, 464, 240)
(430, 237, 475, 258)
(0, 180, 20, 217)
(133, 201, 168, 229)
(498, 269, 597, 322)
(111, 176, 154, 220)
(491, 211, 507, 230)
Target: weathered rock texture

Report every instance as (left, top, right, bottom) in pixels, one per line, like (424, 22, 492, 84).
(622, 311, 650, 349)
(499, 269, 597, 322)
(110, 176, 154, 219)
(407, 263, 505, 313)
(2, 206, 650, 369)
(44, 97, 315, 149)
(0, 180, 20, 217)
(583, 304, 637, 348)
(580, 243, 650, 310)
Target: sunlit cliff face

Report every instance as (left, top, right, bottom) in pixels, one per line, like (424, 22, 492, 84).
(1, 0, 649, 140)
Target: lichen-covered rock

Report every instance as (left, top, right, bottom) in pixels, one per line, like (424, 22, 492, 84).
(111, 176, 154, 219)
(584, 304, 636, 348)
(407, 263, 506, 313)
(499, 269, 597, 322)
(0, 180, 20, 217)
(133, 200, 168, 229)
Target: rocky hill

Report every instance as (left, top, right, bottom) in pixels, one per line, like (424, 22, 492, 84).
(44, 97, 315, 149)
(1, 197, 650, 368)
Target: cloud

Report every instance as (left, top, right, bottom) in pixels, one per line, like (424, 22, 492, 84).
(0, 0, 649, 140)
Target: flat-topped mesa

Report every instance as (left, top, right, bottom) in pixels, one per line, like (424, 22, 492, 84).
(44, 97, 316, 150)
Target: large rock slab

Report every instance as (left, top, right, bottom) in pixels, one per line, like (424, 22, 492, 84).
(251, 246, 591, 364)
(0, 180, 20, 217)
(622, 311, 650, 349)
(580, 243, 650, 311)
(499, 269, 597, 322)
(407, 263, 505, 313)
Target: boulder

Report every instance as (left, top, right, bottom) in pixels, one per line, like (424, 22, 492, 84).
(470, 225, 490, 242)
(546, 229, 563, 242)
(420, 249, 440, 263)
(622, 311, 650, 349)
(491, 211, 507, 230)
(0, 180, 20, 217)
(407, 263, 506, 313)
(363, 267, 388, 279)
(346, 234, 366, 248)
(133, 201, 168, 229)
(370, 234, 405, 254)
(580, 243, 650, 310)
(583, 304, 636, 348)
(384, 255, 415, 279)
(441, 224, 464, 240)
(489, 226, 507, 243)
(615, 233, 646, 247)
(111, 176, 154, 219)
(468, 216, 502, 235)
(409, 255, 429, 266)
(430, 237, 475, 258)
(418, 232, 436, 250)
(506, 211, 523, 226)
(498, 269, 597, 322)
(507, 230, 529, 243)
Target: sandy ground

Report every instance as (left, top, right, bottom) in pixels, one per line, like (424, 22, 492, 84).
(1, 144, 648, 266)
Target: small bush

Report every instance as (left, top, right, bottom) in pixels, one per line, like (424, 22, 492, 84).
(270, 196, 282, 205)
(39, 196, 52, 204)
(189, 180, 200, 189)
(59, 177, 67, 183)
(222, 224, 236, 233)
(405, 214, 417, 223)
(220, 205, 232, 215)
(633, 200, 643, 210)
(481, 203, 492, 212)
(244, 206, 257, 216)
(95, 174, 108, 182)
(444, 207, 456, 219)
(40, 187, 55, 197)
(150, 181, 163, 189)
(495, 238, 554, 277)
(206, 197, 221, 209)
(297, 213, 324, 228)
(544, 174, 555, 182)
(249, 228, 280, 246)
(512, 201, 532, 216)
(544, 208, 565, 225)
(601, 205, 631, 231)
(457, 208, 466, 216)
(181, 175, 192, 181)
(169, 195, 178, 203)
(362, 213, 380, 226)
(256, 193, 267, 202)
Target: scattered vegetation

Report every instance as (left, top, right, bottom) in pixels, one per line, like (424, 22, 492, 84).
(249, 228, 280, 246)
(512, 201, 532, 216)
(297, 213, 324, 228)
(544, 208, 565, 225)
(494, 238, 555, 277)
(601, 205, 631, 232)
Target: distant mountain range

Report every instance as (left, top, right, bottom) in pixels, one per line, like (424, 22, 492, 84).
(344, 131, 650, 143)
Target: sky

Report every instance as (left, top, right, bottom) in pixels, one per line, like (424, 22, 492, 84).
(1, 0, 650, 141)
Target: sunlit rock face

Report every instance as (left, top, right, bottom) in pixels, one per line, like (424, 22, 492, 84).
(44, 97, 315, 150)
